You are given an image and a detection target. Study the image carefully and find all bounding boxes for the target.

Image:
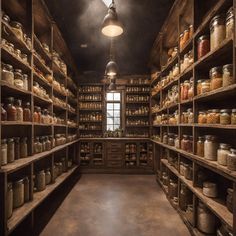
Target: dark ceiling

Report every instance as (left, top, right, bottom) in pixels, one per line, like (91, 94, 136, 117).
(46, 0, 174, 76)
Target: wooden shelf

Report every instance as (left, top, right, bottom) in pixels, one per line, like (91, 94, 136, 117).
(126, 101, 149, 104)
(161, 159, 233, 230)
(33, 35, 51, 62)
(33, 72, 52, 88)
(180, 38, 193, 55)
(126, 91, 150, 94)
(33, 94, 52, 105)
(33, 53, 52, 75)
(52, 62, 67, 78)
(0, 81, 32, 96)
(0, 140, 79, 174)
(1, 121, 32, 126)
(161, 55, 178, 75)
(7, 166, 78, 233)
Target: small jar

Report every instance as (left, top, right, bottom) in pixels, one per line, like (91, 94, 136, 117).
(162, 172, 168, 186)
(168, 133, 175, 146)
(210, 67, 223, 90)
(207, 109, 220, 124)
(174, 135, 180, 149)
(179, 33, 184, 50)
(45, 136, 51, 151)
(204, 135, 218, 161)
(1, 103, 7, 121)
(188, 79, 194, 99)
(223, 64, 234, 87)
(231, 109, 236, 124)
(7, 183, 13, 219)
(181, 135, 189, 152)
(183, 29, 189, 44)
(198, 111, 207, 124)
(10, 21, 23, 40)
(45, 169, 52, 185)
(168, 179, 178, 199)
(21, 54, 28, 63)
(23, 177, 30, 203)
(20, 137, 28, 158)
(198, 35, 210, 59)
(220, 109, 231, 125)
(179, 183, 192, 211)
(6, 97, 17, 121)
(14, 69, 24, 89)
(217, 143, 231, 166)
(163, 133, 168, 144)
(36, 170, 46, 192)
(227, 148, 236, 171)
(201, 80, 211, 93)
(23, 102, 31, 122)
(1, 139, 8, 166)
(2, 63, 14, 84)
(226, 7, 234, 39)
(184, 164, 193, 180)
(13, 179, 24, 208)
(15, 99, 23, 122)
(22, 74, 28, 90)
(189, 25, 193, 38)
(203, 181, 218, 198)
(2, 13, 10, 24)
(14, 137, 20, 160)
(179, 162, 186, 176)
(187, 109, 194, 124)
(197, 80, 203, 95)
(197, 202, 216, 234)
(186, 205, 194, 225)
(210, 15, 226, 50)
(226, 188, 233, 213)
(7, 138, 15, 163)
(197, 136, 205, 157)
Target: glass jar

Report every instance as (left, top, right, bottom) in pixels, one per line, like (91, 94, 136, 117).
(20, 137, 28, 158)
(1, 103, 7, 121)
(15, 99, 23, 122)
(203, 181, 218, 198)
(198, 111, 207, 124)
(179, 162, 186, 176)
(226, 7, 234, 39)
(163, 133, 168, 144)
(10, 21, 23, 40)
(210, 67, 223, 90)
(223, 64, 234, 87)
(45, 136, 51, 151)
(197, 136, 205, 157)
(174, 135, 180, 149)
(179, 33, 184, 50)
(45, 169, 51, 185)
(227, 148, 236, 171)
(226, 188, 233, 213)
(13, 179, 24, 208)
(21, 54, 28, 63)
(22, 74, 28, 90)
(217, 143, 230, 166)
(33, 106, 39, 123)
(220, 109, 231, 125)
(188, 79, 194, 99)
(231, 109, 236, 124)
(186, 205, 194, 225)
(23, 177, 30, 203)
(197, 202, 216, 234)
(6, 97, 17, 121)
(198, 35, 210, 59)
(23, 102, 31, 122)
(183, 29, 189, 45)
(204, 135, 218, 161)
(2, 63, 14, 84)
(184, 164, 193, 180)
(183, 80, 190, 101)
(168, 179, 178, 199)
(14, 69, 24, 89)
(7, 182, 13, 219)
(210, 15, 226, 50)
(36, 170, 46, 192)
(207, 109, 220, 124)
(197, 80, 203, 95)
(201, 80, 211, 93)
(7, 138, 15, 163)
(181, 135, 189, 152)
(14, 137, 20, 160)
(168, 133, 175, 146)
(187, 108, 194, 124)
(162, 172, 168, 186)
(179, 183, 192, 211)
(1, 139, 8, 166)
(189, 25, 193, 38)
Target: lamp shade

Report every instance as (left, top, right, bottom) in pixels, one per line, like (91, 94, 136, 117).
(101, 6, 123, 37)
(105, 60, 118, 76)
(108, 77, 116, 90)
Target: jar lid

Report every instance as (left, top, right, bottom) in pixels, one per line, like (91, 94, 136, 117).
(23, 74, 28, 78)
(223, 64, 233, 70)
(212, 109, 220, 113)
(232, 109, 236, 113)
(220, 109, 231, 113)
(1, 139, 7, 144)
(14, 137, 20, 142)
(230, 148, 236, 153)
(179, 33, 184, 37)
(10, 21, 23, 28)
(8, 138, 14, 143)
(38, 170, 45, 174)
(198, 35, 209, 42)
(198, 136, 205, 140)
(183, 135, 189, 138)
(219, 143, 230, 149)
(14, 179, 24, 185)
(226, 7, 234, 20)
(14, 68, 23, 73)
(203, 181, 217, 188)
(205, 135, 217, 141)
(210, 15, 225, 28)
(4, 63, 13, 70)
(184, 29, 189, 33)
(210, 66, 222, 75)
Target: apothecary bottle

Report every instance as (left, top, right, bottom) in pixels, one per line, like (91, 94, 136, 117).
(23, 102, 31, 122)
(2, 63, 14, 84)
(6, 97, 17, 121)
(15, 99, 23, 122)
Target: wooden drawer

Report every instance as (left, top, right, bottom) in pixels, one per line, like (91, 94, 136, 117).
(107, 160, 122, 167)
(107, 153, 123, 160)
(107, 142, 123, 149)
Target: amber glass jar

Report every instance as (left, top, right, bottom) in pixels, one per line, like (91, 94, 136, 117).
(207, 109, 220, 124)
(197, 136, 205, 157)
(197, 80, 202, 95)
(189, 25, 193, 38)
(231, 109, 236, 124)
(198, 111, 207, 124)
(197, 35, 210, 59)
(15, 99, 23, 122)
(210, 15, 226, 50)
(23, 102, 31, 122)
(183, 29, 189, 45)
(223, 64, 234, 87)
(201, 80, 211, 93)
(220, 109, 231, 125)
(210, 67, 223, 90)
(6, 97, 17, 121)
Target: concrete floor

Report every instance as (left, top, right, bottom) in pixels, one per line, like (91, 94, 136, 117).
(41, 174, 190, 236)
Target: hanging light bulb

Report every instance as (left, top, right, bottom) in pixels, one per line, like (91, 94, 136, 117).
(105, 39, 118, 77)
(101, 0, 123, 37)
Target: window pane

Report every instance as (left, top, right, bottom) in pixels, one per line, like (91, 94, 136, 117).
(107, 110, 113, 118)
(107, 93, 113, 101)
(114, 110, 120, 117)
(114, 125, 119, 130)
(113, 93, 120, 101)
(107, 103, 113, 110)
(107, 118, 113, 124)
(114, 118, 120, 125)
(114, 103, 120, 109)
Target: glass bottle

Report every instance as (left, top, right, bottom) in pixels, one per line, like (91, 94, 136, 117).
(7, 138, 15, 163)
(217, 143, 231, 166)
(15, 99, 23, 122)
(2, 63, 14, 84)
(204, 135, 218, 161)
(20, 137, 28, 158)
(197, 136, 205, 157)
(6, 97, 17, 121)
(23, 102, 31, 122)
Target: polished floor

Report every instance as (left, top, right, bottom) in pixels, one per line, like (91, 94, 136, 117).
(41, 174, 190, 236)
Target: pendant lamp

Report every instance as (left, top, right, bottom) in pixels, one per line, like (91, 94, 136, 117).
(105, 39, 118, 77)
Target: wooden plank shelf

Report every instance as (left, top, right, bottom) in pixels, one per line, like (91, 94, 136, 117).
(52, 62, 67, 79)
(33, 94, 52, 105)
(7, 166, 78, 234)
(33, 34, 51, 62)
(161, 55, 178, 75)
(33, 72, 52, 88)
(1, 121, 32, 126)
(180, 38, 193, 55)
(0, 81, 32, 96)
(33, 53, 52, 75)
(161, 159, 233, 230)
(0, 140, 79, 174)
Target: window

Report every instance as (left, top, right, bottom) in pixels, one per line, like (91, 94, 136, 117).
(106, 92, 121, 131)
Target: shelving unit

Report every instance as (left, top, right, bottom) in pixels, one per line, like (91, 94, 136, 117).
(0, 0, 79, 235)
(150, 0, 236, 235)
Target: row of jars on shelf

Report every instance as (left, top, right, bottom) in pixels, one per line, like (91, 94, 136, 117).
(80, 134, 103, 138)
(126, 132, 149, 138)
(126, 86, 150, 92)
(180, 50, 194, 73)
(2, 12, 32, 49)
(78, 124, 102, 130)
(52, 52, 67, 76)
(125, 144, 137, 153)
(161, 85, 179, 108)
(179, 24, 193, 51)
(126, 119, 149, 126)
(78, 86, 102, 93)
(78, 94, 101, 101)
(198, 7, 234, 60)
(79, 102, 102, 109)
(129, 78, 150, 85)
(79, 113, 102, 122)
(33, 49, 51, 71)
(126, 106, 149, 116)
(126, 95, 149, 102)
(80, 143, 90, 153)
(161, 172, 232, 235)
(2, 62, 29, 90)
(94, 144, 102, 153)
